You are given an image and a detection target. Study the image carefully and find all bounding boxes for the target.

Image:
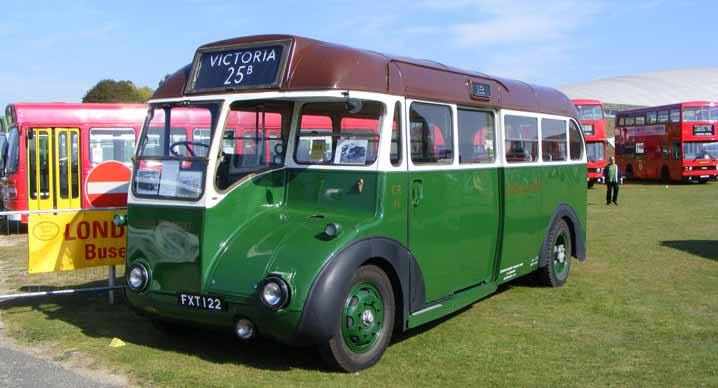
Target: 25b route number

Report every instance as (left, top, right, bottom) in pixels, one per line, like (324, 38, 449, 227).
(224, 65, 254, 85)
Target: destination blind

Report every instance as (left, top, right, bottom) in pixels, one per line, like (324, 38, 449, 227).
(187, 41, 290, 93)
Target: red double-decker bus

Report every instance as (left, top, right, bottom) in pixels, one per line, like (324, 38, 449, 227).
(615, 101, 718, 183)
(2, 103, 147, 222)
(573, 99, 607, 187)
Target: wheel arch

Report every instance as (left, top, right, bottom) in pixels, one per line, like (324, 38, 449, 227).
(539, 204, 586, 268)
(292, 237, 426, 345)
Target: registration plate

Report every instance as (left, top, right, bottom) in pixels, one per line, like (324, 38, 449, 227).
(177, 293, 225, 311)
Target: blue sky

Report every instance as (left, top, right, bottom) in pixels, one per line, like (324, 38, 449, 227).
(0, 0, 716, 107)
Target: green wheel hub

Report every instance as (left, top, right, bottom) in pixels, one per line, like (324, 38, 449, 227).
(341, 282, 385, 353)
(553, 232, 569, 277)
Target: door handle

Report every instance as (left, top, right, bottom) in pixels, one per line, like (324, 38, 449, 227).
(411, 179, 423, 207)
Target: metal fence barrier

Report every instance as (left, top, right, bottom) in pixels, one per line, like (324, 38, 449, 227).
(0, 208, 127, 304)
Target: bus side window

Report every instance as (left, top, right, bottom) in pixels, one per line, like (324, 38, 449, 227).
(458, 109, 495, 164)
(409, 102, 453, 164)
(541, 118, 567, 162)
(391, 101, 402, 166)
(569, 120, 583, 161)
(504, 115, 538, 163)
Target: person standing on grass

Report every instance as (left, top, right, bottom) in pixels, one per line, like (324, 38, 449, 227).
(603, 156, 621, 205)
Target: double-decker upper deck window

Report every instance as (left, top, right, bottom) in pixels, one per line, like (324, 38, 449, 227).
(647, 111, 657, 124)
(89, 128, 136, 164)
(657, 110, 669, 123)
(458, 109, 495, 164)
(410, 102, 453, 164)
(683, 106, 718, 122)
(670, 109, 680, 123)
(569, 120, 583, 160)
(635, 115, 645, 125)
(216, 100, 293, 191)
(505, 115, 538, 163)
(577, 105, 602, 121)
(541, 118, 567, 162)
(295, 101, 383, 166)
(134, 103, 220, 200)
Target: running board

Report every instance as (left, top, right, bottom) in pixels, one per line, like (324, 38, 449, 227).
(407, 283, 498, 329)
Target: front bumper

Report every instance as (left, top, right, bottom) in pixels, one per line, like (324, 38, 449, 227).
(126, 289, 302, 344)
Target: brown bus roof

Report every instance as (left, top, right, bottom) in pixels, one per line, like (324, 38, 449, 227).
(154, 34, 578, 119)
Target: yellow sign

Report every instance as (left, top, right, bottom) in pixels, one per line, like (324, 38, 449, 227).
(309, 139, 326, 161)
(28, 210, 127, 273)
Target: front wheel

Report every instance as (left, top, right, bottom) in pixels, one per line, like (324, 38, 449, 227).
(536, 219, 572, 287)
(319, 265, 395, 372)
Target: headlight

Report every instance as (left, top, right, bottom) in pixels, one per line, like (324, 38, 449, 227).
(113, 214, 127, 226)
(258, 276, 290, 310)
(596, 168, 602, 173)
(127, 263, 149, 291)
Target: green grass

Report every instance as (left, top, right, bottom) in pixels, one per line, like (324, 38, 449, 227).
(1, 182, 717, 387)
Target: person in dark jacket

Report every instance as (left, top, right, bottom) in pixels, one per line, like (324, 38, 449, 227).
(603, 156, 621, 205)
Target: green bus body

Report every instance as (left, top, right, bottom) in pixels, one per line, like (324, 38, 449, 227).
(124, 35, 587, 370)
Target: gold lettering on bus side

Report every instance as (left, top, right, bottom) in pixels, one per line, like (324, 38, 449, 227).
(391, 185, 401, 195)
(507, 183, 544, 196)
(394, 199, 401, 209)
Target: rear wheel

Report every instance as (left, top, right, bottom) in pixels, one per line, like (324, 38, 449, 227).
(319, 265, 395, 372)
(587, 180, 595, 189)
(536, 219, 572, 287)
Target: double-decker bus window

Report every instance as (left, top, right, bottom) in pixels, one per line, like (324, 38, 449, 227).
(683, 106, 718, 122)
(670, 109, 680, 123)
(569, 120, 583, 160)
(618, 117, 625, 126)
(391, 102, 402, 166)
(505, 115, 538, 163)
(295, 101, 382, 166)
(458, 109, 495, 164)
(635, 142, 646, 156)
(58, 132, 68, 199)
(657, 110, 669, 123)
(409, 102, 453, 164)
(683, 142, 718, 161)
(625, 117, 635, 126)
(577, 105, 602, 121)
(586, 142, 605, 162)
(541, 119, 567, 162)
(647, 111, 657, 124)
(635, 115, 645, 125)
(89, 128, 136, 164)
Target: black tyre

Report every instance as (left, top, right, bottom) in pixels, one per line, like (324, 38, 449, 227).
(587, 181, 595, 189)
(699, 178, 709, 184)
(536, 219, 572, 287)
(319, 265, 395, 372)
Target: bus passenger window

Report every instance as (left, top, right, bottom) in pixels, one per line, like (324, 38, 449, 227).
(672, 142, 681, 159)
(89, 128, 136, 164)
(458, 109, 495, 164)
(295, 101, 383, 166)
(647, 111, 657, 124)
(409, 102, 453, 164)
(657, 110, 669, 123)
(635, 115, 645, 125)
(670, 109, 680, 123)
(541, 119, 567, 162)
(504, 115, 538, 163)
(391, 102, 402, 166)
(569, 120, 583, 161)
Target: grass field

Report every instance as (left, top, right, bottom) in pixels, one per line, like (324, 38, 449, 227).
(1, 182, 717, 388)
